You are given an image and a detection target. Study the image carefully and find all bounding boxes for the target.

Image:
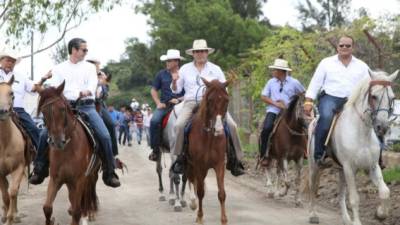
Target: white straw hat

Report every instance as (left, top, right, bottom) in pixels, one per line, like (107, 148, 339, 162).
(185, 39, 215, 56)
(268, 59, 292, 71)
(160, 49, 185, 61)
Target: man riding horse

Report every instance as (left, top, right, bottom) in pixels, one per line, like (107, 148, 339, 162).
(171, 39, 245, 176)
(259, 58, 305, 165)
(0, 49, 51, 157)
(303, 35, 371, 167)
(148, 49, 185, 161)
(29, 38, 120, 187)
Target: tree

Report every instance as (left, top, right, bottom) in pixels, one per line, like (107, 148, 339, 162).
(229, 0, 267, 19)
(296, 0, 351, 31)
(1, 0, 122, 56)
(51, 40, 68, 64)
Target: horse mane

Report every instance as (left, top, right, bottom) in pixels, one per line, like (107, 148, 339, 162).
(285, 94, 300, 117)
(37, 87, 72, 116)
(345, 70, 389, 107)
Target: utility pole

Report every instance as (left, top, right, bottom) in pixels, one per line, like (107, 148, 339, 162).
(30, 31, 34, 80)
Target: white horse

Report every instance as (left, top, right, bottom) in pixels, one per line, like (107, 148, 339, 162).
(308, 70, 398, 225)
(156, 102, 196, 212)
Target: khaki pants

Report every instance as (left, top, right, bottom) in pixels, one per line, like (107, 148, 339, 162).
(173, 101, 243, 160)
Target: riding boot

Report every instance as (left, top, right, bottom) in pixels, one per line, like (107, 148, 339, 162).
(148, 146, 161, 162)
(99, 153, 120, 188)
(29, 163, 49, 185)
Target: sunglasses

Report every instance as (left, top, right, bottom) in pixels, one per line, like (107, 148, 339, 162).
(338, 44, 352, 48)
(80, 48, 88, 53)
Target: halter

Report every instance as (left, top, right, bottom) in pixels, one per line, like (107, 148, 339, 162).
(354, 80, 394, 127)
(40, 96, 76, 147)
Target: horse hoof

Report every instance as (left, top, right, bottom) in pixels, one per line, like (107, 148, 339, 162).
(14, 216, 22, 223)
(309, 216, 319, 224)
(181, 200, 187, 208)
(174, 205, 182, 212)
(169, 198, 175, 206)
(190, 201, 197, 211)
(159, 196, 166, 201)
(376, 206, 389, 220)
(195, 217, 203, 224)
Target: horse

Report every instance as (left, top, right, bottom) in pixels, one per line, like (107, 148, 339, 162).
(37, 81, 100, 225)
(185, 78, 229, 225)
(0, 77, 29, 225)
(308, 70, 398, 225)
(155, 102, 192, 212)
(264, 93, 307, 205)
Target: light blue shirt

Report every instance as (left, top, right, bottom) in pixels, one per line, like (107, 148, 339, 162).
(261, 75, 305, 114)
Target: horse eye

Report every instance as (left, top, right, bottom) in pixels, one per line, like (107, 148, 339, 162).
(371, 96, 378, 101)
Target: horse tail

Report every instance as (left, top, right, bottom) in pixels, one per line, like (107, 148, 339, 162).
(81, 162, 100, 216)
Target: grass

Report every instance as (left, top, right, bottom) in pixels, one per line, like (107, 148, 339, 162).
(383, 167, 400, 184)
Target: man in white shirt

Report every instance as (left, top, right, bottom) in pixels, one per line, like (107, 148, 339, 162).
(304, 35, 370, 166)
(0, 49, 51, 156)
(171, 39, 244, 176)
(29, 38, 120, 187)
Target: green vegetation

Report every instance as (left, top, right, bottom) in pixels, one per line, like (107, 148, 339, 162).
(383, 167, 400, 184)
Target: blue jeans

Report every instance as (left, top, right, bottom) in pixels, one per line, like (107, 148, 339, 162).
(259, 112, 277, 157)
(99, 105, 118, 156)
(136, 127, 143, 143)
(149, 107, 169, 149)
(314, 94, 347, 160)
(14, 108, 40, 149)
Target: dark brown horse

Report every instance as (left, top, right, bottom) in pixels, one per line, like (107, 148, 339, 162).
(186, 78, 229, 225)
(38, 82, 99, 225)
(264, 93, 307, 205)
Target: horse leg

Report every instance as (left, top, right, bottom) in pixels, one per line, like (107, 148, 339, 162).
(0, 176, 10, 223)
(188, 182, 197, 211)
(43, 178, 61, 225)
(294, 158, 303, 207)
(180, 174, 188, 208)
(157, 157, 166, 202)
(308, 161, 321, 224)
(369, 165, 390, 220)
(342, 165, 362, 225)
(338, 170, 352, 225)
(265, 162, 275, 198)
(279, 159, 290, 197)
(172, 173, 182, 211)
(5, 165, 24, 225)
(215, 164, 227, 225)
(195, 177, 205, 224)
(67, 181, 83, 225)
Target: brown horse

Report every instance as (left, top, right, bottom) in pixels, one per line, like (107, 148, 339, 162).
(264, 93, 307, 205)
(0, 77, 29, 225)
(186, 78, 229, 225)
(38, 81, 99, 225)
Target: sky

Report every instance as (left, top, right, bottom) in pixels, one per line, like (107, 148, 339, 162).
(13, 0, 400, 81)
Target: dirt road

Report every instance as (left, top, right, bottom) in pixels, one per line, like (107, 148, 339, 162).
(16, 143, 340, 225)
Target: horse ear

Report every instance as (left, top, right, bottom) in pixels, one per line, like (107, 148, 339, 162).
(388, 70, 399, 82)
(7, 75, 14, 85)
(56, 80, 65, 95)
(201, 77, 210, 87)
(368, 69, 376, 79)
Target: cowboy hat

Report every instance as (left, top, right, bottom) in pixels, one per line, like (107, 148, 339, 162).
(185, 39, 215, 56)
(268, 59, 292, 71)
(0, 48, 21, 64)
(160, 49, 185, 61)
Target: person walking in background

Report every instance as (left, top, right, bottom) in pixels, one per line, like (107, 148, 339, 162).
(134, 109, 144, 145)
(143, 107, 152, 147)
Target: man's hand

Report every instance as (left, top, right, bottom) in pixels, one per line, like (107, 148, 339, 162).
(275, 100, 286, 110)
(169, 98, 179, 104)
(304, 102, 313, 117)
(79, 90, 92, 98)
(157, 102, 166, 109)
(43, 70, 52, 80)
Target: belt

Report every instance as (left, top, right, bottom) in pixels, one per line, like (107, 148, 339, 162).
(68, 99, 95, 106)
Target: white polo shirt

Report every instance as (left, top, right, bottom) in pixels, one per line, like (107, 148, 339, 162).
(305, 55, 370, 99)
(172, 61, 226, 101)
(0, 69, 34, 108)
(50, 60, 97, 101)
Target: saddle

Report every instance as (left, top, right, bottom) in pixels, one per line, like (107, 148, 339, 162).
(11, 112, 36, 167)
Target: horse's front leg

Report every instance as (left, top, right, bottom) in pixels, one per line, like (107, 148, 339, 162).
(343, 164, 362, 225)
(215, 164, 227, 225)
(172, 173, 182, 211)
(294, 158, 303, 207)
(180, 174, 188, 208)
(308, 159, 321, 224)
(338, 170, 352, 225)
(279, 159, 290, 197)
(195, 177, 205, 225)
(156, 157, 166, 201)
(369, 165, 390, 220)
(0, 176, 10, 223)
(265, 162, 275, 198)
(5, 164, 24, 225)
(43, 178, 61, 225)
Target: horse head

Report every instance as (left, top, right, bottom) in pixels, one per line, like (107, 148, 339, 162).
(200, 78, 229, 136)
(38, 81, 73, 150)
(0, 76, 14, 121)
(367, 70, 398, 135)
(286, 93, 308, 129)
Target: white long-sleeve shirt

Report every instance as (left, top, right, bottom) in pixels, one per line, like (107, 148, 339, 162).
(305, 55, 370, 99)
(0, 69, 34, 108)
(50, 60, 98, 101)
(172, 61, 226, 101)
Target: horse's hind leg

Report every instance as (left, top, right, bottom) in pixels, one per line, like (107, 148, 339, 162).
(338, 170, 352, 225)
(157, 157, 166, 201)
(215, 164, 227, 225)
(188, 182, 197, 211)
(343, 165, 362, 225)
(0, 176, 10, 223)
(43, 178, 61, 225)
(5, 165, 24, 225)
(369, 165, 390, 220)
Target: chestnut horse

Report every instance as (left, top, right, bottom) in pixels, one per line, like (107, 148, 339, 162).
(186, 78, 229, 225)
(0, 77, 30, 225)
(38, 82, 99, 225)
(264, 93, 307, 205)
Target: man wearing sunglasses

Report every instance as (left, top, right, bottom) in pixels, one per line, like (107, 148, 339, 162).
(171, 39, 245, 176)
(259, 59, 305, 164)
(29, 38, 120, 187)
(304, 35, 370, 167)
(148, 49, 185, 161)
